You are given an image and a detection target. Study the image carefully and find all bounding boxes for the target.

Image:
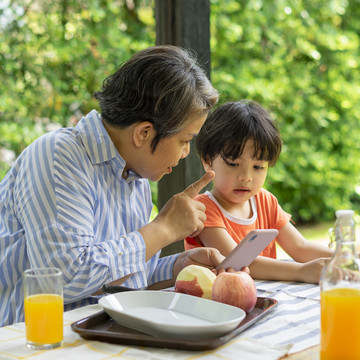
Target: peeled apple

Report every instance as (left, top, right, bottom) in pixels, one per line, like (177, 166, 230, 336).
(174, 265, 216, 299)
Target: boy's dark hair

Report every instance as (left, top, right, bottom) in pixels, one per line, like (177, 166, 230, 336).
(94, 45, 219, 152)
(196, 100, 282, 166)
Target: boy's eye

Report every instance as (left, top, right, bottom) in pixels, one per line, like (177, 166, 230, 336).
(224, 159, 238, 167)
(254, 164, 267, 170)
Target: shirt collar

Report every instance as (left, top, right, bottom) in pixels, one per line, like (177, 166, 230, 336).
(76, 110, 142, 182)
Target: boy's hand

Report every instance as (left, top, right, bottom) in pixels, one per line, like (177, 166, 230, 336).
(298, 258, 329, 283)
(217, 266, 251, 275)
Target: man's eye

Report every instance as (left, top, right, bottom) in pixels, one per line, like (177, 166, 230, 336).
(254, 165, 265, 170)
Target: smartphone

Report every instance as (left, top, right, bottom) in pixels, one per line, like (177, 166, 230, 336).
(216, 229, 279, 271)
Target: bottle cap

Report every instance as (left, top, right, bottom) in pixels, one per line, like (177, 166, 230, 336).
(335, 209, 354, 219)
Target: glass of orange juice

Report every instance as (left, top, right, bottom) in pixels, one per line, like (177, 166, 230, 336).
(24, 267, 63, 350)
(320, 287, 360, 359)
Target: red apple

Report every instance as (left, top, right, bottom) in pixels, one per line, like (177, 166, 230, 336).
(175, 265, 216, 299)
(212, 272, 257, 313)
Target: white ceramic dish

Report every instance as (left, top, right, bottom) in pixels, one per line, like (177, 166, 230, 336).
(99, 290, 246, 340)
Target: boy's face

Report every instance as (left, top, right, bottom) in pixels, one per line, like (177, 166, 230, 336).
(203, 139, 268, 209)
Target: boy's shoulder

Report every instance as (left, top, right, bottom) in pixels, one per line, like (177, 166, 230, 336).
(194, 191, 212, 203)
(195, 191, 222, 208)
(256, 188, 279, 204)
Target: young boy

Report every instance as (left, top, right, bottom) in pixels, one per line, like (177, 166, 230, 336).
(185, 100, 334, 283)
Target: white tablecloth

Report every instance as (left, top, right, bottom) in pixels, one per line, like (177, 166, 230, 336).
(0, 281, 321, 360)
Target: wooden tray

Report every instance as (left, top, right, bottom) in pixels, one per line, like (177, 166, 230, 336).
(71, 297, 277, 351)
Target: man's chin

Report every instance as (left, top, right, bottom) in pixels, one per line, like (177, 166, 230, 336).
(149, 173, 165, 182)
(148, 168, 173, 182)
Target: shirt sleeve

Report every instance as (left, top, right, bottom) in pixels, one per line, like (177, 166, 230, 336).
(148, 254, 179, 285)
(15, 132, 147, 304)
(256, 188, 292, 230)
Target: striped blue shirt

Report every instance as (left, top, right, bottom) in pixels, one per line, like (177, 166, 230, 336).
(0, 110, 177, 326)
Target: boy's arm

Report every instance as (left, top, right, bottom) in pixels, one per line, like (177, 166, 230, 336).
(197, 223, 330, 283)
(249, 256, 328, 284)
(276, 222, 334, 262)
(198, 226, 237, 256)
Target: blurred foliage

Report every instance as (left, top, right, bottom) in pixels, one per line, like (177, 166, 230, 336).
(0, 0, 155, 176)
(210, 0, 360, 223)
(1, 0, 360, 223)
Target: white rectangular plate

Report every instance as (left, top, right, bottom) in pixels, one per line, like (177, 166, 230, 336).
(99, 290, 246, 340)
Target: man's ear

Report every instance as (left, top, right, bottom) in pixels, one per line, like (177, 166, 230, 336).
(133, 122, 154, 147)
(201, 157, 212, 172)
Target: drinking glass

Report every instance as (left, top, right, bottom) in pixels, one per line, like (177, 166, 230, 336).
(23, 267, 64, 350)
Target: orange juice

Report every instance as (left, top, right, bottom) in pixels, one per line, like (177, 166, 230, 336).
(24, 294, 63, 345)
(320, 288, 360, 360)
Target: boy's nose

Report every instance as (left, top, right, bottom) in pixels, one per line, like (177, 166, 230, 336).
(238, 170, 251, 182)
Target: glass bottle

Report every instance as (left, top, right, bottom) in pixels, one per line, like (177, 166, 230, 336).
(319, 209, 360, 360)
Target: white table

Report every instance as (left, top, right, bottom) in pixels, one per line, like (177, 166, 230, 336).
(0, 281, 321, 360)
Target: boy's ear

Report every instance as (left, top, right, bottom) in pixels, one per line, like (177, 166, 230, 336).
(201, 158, 212, 172)
(133, 122, 154, 147)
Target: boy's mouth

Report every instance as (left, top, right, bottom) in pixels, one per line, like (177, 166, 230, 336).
(233, 188, 250, 195)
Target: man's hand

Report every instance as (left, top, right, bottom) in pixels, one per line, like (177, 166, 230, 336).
(173, 247, 225, 279)
(153, 171, 215, 242)
(173, 248, 251, 279)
